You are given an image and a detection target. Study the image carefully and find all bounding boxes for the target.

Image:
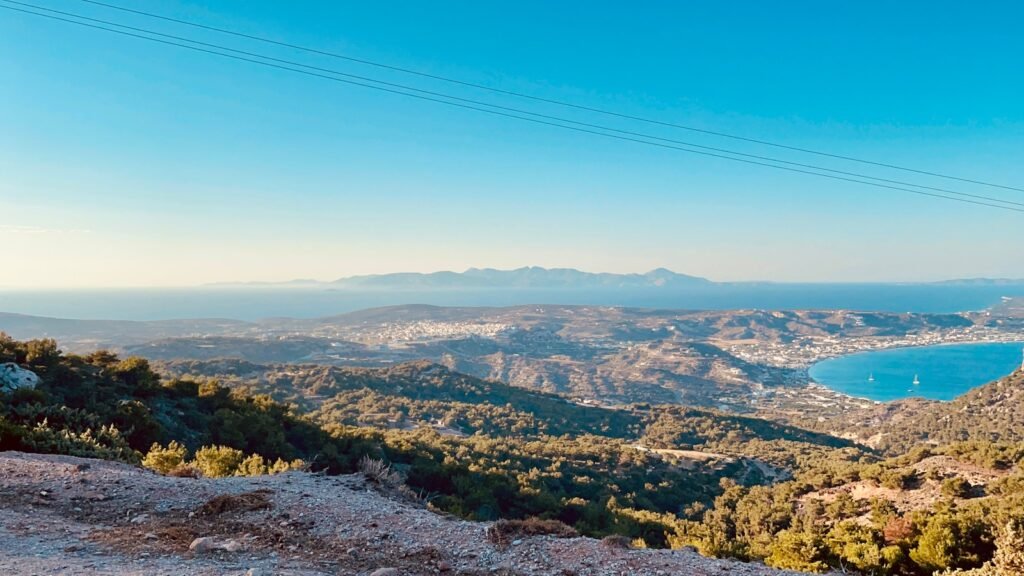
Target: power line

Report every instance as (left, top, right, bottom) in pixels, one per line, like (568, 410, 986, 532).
(8, 0, 1021, 209)
(4, 3, 1023, 214)
(5, 2, 1020, 214)
(63, 0, 1024, 195)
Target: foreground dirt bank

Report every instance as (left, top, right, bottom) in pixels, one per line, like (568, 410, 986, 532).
(0, 452, 803, 575)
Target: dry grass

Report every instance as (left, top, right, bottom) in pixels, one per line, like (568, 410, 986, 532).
(90, 522, 199, 554)
(166, 464, 200, 478)
(486, 518, 578, 546)
(599, 534, 632, 549)
(358, 456, 403, 487)
(197, 490, 273, 516)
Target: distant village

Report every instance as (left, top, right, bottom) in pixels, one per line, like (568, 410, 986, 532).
(724, 324, 1024, 370)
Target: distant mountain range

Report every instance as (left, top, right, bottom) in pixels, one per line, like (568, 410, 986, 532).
(205, 268, 1024, 290)
(931, 278, 1024, 286)
(208, 267, 713, 289)
(332, 267, 711, 289)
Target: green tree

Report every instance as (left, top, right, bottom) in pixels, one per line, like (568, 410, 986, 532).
(911, 514, 960, 572)
(25, 338, 60, 369)
(942, 477, 973, 499)
(913, 510, 991, 569)
(993, 517, 1024, 575)
(766, 529, 829, 573)
(880, 468, 918, 490)
(112, 357, 160, 396)
(827, 521, 888, 574)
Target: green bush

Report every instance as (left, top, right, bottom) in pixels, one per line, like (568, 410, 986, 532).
(142, 441, 188, 474)
(941, 477, 972, 499)
(269, 457, 305, 474)
(765, 529, 829, 572)
(880, 468, 918, 490)
(235, 453, 268, 476)
(193, 445, 245, 478)
(993, 517, 1024, 574)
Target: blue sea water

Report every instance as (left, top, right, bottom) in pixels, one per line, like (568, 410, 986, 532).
(808, 342, 1024, 402)
(0, 283, 1022, 321)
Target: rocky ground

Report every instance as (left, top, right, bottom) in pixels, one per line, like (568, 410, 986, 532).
(0, 451, 805, 576)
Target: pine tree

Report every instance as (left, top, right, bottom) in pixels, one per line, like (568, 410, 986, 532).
(993, 518, 1024, 575)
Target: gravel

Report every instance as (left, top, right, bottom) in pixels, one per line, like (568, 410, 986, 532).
(0, 451, 809, 575)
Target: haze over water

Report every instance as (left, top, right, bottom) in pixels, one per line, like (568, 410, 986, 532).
(2, 283, 1023, 321)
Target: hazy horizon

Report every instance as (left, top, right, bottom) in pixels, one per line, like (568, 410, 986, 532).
(2, 264, 1024, 291)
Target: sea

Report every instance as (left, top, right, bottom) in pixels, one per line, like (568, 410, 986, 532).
(0, 282, 1022, 321)
(808, 342, 1024, 402)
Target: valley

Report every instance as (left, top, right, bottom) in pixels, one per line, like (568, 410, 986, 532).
(4, 297, 1024, 574)
(4, 299, 1024, 418)
(3, 325, 1024, 575)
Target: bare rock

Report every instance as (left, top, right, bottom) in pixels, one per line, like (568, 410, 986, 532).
(220, 539, 244, 553)
(188, 536, 245, 554)
(0, 363, 38, 392)
(188, 537, 217, 553)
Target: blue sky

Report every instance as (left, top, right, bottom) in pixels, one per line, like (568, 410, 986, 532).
(2, 0, 1022, 287)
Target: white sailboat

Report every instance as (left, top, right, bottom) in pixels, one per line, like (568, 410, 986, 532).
(868, 373, 874, 382)
(912, 374, 921, 385)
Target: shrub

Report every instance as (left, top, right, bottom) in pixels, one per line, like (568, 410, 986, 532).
(0, 416, 27, 450)
(21, 422, 139, 463)
(112, 357, 160, 396)
(909, 513, 990, 573)
(993, 517, 1024, 575)
(193, 445, 245, 478)
(880, 469, 918, 490)
(235, 454, 268, 476)
(910, 516, 958, 572)
(600, 534, 632, 549)
(941, 477, 972, 499)
(142, 441, 188, 474)
(486, 518, 578, 546)
(765, 530, 829, 573)
(269, 457, 306, 474)
(359, 455, 402, 487)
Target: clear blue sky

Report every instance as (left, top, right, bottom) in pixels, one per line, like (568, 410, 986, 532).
(2, 0, 1022, 287)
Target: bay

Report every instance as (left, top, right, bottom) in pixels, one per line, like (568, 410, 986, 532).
(808, 342, 1024, 402)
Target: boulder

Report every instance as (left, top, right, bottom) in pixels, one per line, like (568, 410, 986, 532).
(188, 536, 246, 554)
(188, 537, 217, 554)
(0, 363, 39, 393)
